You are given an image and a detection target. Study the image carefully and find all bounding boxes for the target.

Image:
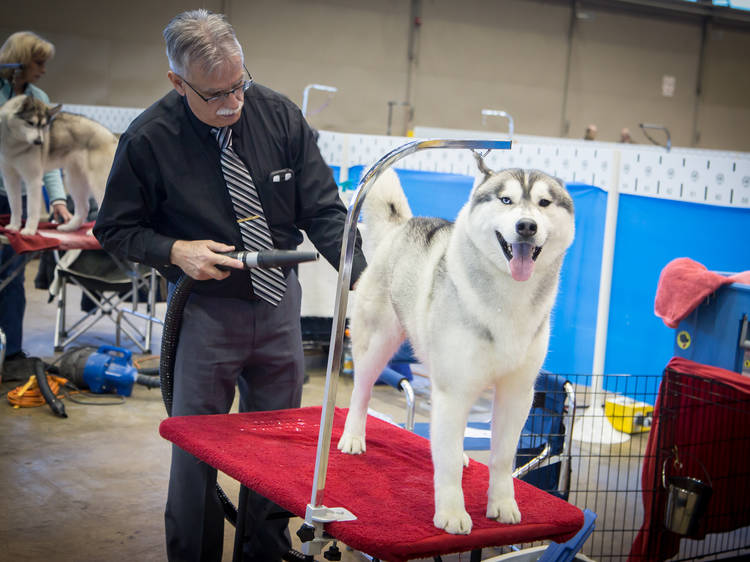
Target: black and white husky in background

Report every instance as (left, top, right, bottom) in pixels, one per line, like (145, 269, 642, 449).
(338, 154, 575, 534)
(0, 95, 117, 235)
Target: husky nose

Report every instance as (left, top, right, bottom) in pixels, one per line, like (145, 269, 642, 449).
(516, 219, 537, 238)
(33, 138, 43, 146)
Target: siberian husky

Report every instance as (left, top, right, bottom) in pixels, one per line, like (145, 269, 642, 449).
(0, 95, 117, 235)
(338, 154, 575, 534)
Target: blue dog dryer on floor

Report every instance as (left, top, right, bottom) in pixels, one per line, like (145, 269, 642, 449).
(82, 345, 140, 396)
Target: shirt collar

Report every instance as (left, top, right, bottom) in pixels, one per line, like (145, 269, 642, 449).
(181, 94, 245, 142)
(181, 95, 214, 140)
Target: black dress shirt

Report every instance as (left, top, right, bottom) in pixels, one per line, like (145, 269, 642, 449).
(94, 84, 366, 300)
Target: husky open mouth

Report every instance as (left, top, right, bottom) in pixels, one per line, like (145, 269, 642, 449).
(496, 231, 542, 281)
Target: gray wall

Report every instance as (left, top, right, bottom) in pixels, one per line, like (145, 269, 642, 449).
(2, 0, 749, 151)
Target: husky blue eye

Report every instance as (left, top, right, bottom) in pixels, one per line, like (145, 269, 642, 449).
(539, 199, 551, 207)
(500, 196, 512, 205)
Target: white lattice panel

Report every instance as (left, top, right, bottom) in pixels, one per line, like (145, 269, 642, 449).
(618, 148, 750, 208)
(62, 104, 144, 134)
(734, 159, 750, 207)
(334, 131, 750, 209)
(316, 130, 349, 169)
(346, 134, 407, 170)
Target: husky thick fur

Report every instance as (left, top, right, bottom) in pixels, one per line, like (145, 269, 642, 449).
(338, 156, 575, 534)
(0, 95, 117, 234)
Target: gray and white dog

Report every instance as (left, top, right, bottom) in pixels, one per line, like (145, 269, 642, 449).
(0, 95, 117, 234)
(338, 155, 575, 534)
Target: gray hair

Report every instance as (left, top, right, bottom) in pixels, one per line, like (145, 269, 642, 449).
(163, 9, 243, 79)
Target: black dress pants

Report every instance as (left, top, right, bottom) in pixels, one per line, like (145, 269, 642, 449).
(165, 272, 304, 562)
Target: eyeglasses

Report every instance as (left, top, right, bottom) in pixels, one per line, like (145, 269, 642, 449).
(179, 64, 253, 103)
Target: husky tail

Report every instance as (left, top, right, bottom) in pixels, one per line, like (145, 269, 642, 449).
(361, 168, 412, 256)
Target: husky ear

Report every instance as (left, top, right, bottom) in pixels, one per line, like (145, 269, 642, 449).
(47, 104, 62, 120)
(20, 95, 35, 111)
(473, 151, 494, 180)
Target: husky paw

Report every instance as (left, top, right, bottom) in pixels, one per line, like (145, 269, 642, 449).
(337, 432, 366, 454)
(487, 497, 522, 524)
(57, 220, 82, 232)
(20, 225, 38, 236)
(5, 222, 21, 232)
(434, 508, 473, 535)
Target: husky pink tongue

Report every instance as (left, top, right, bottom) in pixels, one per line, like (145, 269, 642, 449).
(509, 243, 535, 281)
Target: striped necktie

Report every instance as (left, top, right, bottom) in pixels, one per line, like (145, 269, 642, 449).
(213, 126, 286, 305)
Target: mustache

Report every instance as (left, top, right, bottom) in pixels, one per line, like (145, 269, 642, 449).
(216, 106, 241, 116)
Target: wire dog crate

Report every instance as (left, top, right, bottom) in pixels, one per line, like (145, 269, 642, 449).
(511, 362, 750, 561)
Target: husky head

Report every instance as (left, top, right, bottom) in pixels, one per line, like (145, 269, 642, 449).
(467, 153, 575, 282)
(2, 95, 61, 147)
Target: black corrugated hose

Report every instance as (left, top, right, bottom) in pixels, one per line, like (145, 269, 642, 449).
(158, 273, 238, 527)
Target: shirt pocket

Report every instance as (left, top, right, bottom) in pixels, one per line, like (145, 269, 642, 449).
(260, 168, 296, 226)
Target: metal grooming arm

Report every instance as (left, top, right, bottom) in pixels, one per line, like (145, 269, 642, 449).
(639, 123, 672, 152)
(300, 138, 511, 554)
(481, 109, 514, 141)
(301, 84, 338, 118)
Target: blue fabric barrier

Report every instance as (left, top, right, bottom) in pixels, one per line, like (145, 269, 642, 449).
(346, 166, 475, 220)
(545, 184, 606, 381)
(604, 194, 750, 398)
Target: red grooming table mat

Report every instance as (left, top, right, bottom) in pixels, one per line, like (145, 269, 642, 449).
(159, 406, 584, 561)
(0, 215, 101, 253)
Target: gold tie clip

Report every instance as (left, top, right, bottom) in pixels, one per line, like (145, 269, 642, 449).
(237, 215, 260, 223)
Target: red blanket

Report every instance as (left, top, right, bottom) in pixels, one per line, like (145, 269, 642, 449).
(628, 358, 750, 561)
(160, 406, 584, 562)
(654, 258, 750, 329)
(0, 214, 101, 253)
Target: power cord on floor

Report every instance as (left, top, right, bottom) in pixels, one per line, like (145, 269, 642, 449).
(61, 382, 125, 406)
(6, 359, 127, 409)
(7, 374, 68, 409)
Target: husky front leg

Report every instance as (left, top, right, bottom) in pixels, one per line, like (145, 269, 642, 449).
(20, 171, 44, 235)
(486, 375, 535, 524)
(56, 164, 90, 232)
(430, 387, 475, 534)
(2, 168, 24, 231)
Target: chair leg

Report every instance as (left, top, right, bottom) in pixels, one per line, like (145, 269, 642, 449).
(538, 509, 597, 562)
(54, 274, 67, 351)
(232, 485, 249, 562)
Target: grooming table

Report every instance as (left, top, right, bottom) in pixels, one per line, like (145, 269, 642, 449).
(160, 406, 585, 562)
(1, 216, 160, 352)
(0, 217, 100, 293)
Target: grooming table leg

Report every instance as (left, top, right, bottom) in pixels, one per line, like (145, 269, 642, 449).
(232, 485, 249, 562)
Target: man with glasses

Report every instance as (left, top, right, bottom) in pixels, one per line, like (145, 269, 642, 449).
(94, 9, 366, 562)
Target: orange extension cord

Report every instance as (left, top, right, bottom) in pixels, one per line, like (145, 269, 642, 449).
(7, 375, 69, 409)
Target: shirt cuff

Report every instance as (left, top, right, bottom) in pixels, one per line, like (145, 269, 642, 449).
(146, 234, 179, 267)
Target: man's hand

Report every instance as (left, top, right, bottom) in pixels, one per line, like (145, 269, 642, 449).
(169, 240, 244, 280)
(52, 202, 73, 225)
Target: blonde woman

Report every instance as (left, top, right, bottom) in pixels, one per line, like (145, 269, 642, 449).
(0, 31, 71, 379)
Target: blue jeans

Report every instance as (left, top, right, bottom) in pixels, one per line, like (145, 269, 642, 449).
(0, 195, 25, 356)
